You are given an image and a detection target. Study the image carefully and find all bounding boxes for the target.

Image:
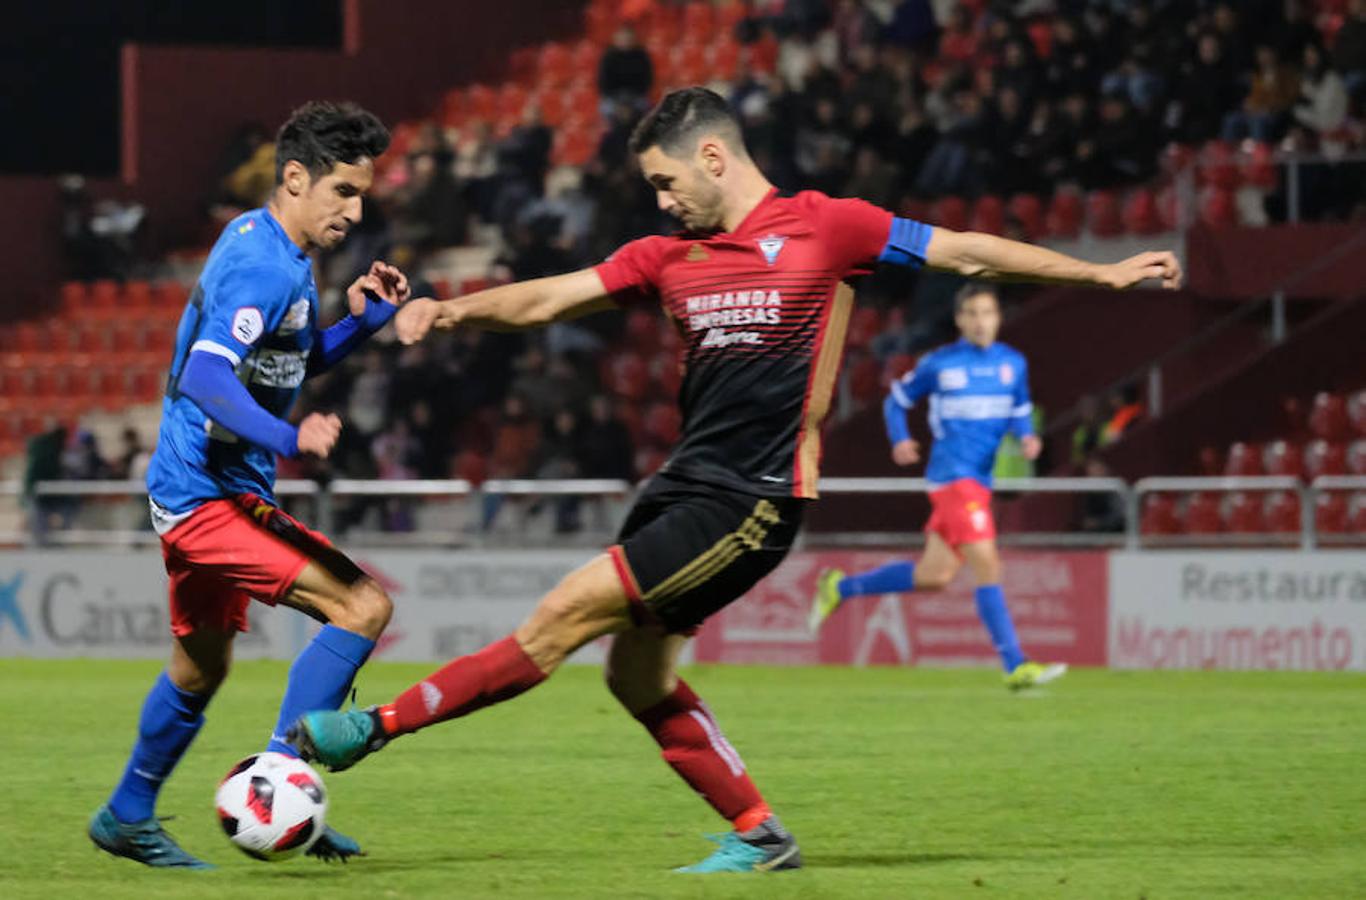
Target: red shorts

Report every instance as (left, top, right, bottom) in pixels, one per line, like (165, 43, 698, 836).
(925, 478, 996, 548)
(160, 494, 337, 637)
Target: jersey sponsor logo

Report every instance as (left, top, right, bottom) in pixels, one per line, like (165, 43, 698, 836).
(246, 349, 308, 389)
(278, 299, 310, 335)
(700, 328, 763, 348)
(938, 394, 1016, 420)
(685, 243, 709, 262)
(231, 307, 265, 345)
(938, 367, 968, 390)
(756, 234, 787, 265)
(999, 363, 1015, 385)
(685, 289, 783, 332)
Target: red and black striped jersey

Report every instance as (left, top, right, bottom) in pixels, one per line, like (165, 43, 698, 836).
(595, 189, 932, 499)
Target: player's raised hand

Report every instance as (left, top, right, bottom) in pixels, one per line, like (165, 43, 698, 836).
(1101, 251, 1183, 291)
(891, 439, 920, 466)
(1021, 435, 1042, 460)
(366, 260, 411, 306)
(395, 297, 444, 345)
(297, 412, 342, 459)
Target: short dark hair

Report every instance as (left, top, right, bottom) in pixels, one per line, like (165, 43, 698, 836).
(629, 87, 747, 158)
(954, 282, 999, 312)
(275, 101, 390, 184)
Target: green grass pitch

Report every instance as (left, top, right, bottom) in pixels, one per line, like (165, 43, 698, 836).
(1, 659, 1362, 899)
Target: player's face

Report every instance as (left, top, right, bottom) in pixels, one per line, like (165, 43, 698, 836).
(301, 159, 374, 250)
(956, 293, 1001, 347)
(638, 146, 725, 232)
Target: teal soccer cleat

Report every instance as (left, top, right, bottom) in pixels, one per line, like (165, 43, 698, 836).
(88, 805, 214, 869)
(676, 820, 802, 873)
(288, 706, 388, 772)
(307, 824, 364, 862)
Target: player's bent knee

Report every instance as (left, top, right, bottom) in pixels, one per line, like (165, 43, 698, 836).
(916, 571, 954, 591)
(169, 657, 230, 695)
(331, 579, 393, 639)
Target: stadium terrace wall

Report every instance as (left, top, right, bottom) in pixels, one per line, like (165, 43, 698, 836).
(121, 0, 585, 253)
(1, 548, 1362, 671)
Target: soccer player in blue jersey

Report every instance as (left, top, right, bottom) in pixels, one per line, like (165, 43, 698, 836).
(809, 283, 1067, 690)
(88, 101, 412, 868)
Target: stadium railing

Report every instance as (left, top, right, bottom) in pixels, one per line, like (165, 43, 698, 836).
(1, 476, 1360, 550)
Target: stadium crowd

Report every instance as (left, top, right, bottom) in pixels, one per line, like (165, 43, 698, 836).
(38, 0, 1366, 533)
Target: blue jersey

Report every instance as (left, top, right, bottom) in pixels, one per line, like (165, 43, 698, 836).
(146, 209, 317, 517)
(886, 339, 1033, 489)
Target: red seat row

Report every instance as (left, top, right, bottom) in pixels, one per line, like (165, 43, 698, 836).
(1224, 438, 1366, 479)
(1142, 490, 1366, 536)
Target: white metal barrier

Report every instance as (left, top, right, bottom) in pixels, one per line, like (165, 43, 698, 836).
(0, 475, 1360, 549)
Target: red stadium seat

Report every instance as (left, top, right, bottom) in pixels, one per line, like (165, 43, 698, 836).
(465, 84, 498, 122)
(1315, 492, 1349, 534)
(454, 450, 488, 486)
(1263, 490, 1302, 533)
(970, 195, 1005, 235)
(1199, 140, 1241, 190)
(1304, 439, 1348, 478)
(882, 352, 917, 385)
(1199, 187, 1238, 228)
(1309, 391, 1350, 440)
(537, 43, 574, 88)
(1262, 439, 1305, 478)
(534, 90, 568, 127)
(1086, 190, 1122, 237)
(152, 281, 189, 312)
(553, 126, 597, 167)
(1155, 184, 1181, 231)
(682, 2, 715, 39)
(570, 38, 601, 76)
(1223, 441, 1263, 476)
(653, 355, 683, 399)
(711, 38, 742, 80)
(930, 196, 969, 231)
(1348, 439, 1366, 476)
(1240, 142, 1277, 190)
(1223, 492, 1266, 533)
(1181, 492, 1223, 534)
(846, 354, 881, 405)
(497, 83, 530, 121)
(1140, 493, 1181, 535)
(643, 402, 682, 446)
(123, 280, 153, 311)
(60, 281, 88, 315)
(1350, 493, 1366, 534)
(1122, 188, 1163, 235)
(605, 352, 649, 402)
(625, 309, 661, 356)
(845, 306, 883, 352)
(1160, 142, 1195, 176)
(1007, 194, 1044, 240)
(1347, 389, 1366, 437)
(1045, 190, 1083, 238)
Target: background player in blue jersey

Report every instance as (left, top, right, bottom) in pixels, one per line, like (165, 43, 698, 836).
(89, 101, 412, 868)
(809, 283, 1067, 691)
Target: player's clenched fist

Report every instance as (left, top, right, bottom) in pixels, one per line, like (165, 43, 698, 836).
(395, 297, 443, 345)
(1101, 251, 1183, 290)
(891, 439, 920, 466)
(297, 412, 342, 458)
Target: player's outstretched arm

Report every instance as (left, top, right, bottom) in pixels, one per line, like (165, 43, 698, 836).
(923, 230, 1183, 290)
(395, 269, 615, 344)
(307, 261, 412, 376)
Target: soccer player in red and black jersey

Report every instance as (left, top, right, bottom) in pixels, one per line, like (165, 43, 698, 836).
(291, 88, 1182, 872)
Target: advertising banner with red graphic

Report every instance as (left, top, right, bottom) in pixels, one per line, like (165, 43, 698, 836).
(693, 550, 1109, 667)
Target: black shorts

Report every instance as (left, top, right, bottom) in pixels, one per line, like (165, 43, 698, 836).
(607, 472, 804, 633)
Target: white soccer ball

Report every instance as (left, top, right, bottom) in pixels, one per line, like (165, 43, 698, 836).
(215, 752, 328, 861)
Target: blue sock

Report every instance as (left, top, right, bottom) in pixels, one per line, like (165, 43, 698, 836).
(268, 624, 376, 755)
(108, 672, 211, 823)
(839, 561, 916, 599)
(974, 584, 1026, 672)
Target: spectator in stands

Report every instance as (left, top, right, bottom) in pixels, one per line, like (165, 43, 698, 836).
(1222, 44, 1301, 142)
(482, 393, 542, 531)
(112, 427, 151, 481)
(576, 395, 635, 482)
(795, 96, 853, 193)
(1294, 42, 1349, 137)
(598, 24, 654, 117)
(371, 418, 419, 532)
(915, 83, 991, 195)
(1080, 94, 1157, 189)
(1071, 394, 1106, 466)
(392, 143, 467, 250)
(937, 5, 978, 65)
(22, 421, 66, 545)
(1078, 457, 1126, 533)
(1332, 0, 1366, 98)
(1275, 0, 1322, 64)
(347, 348, 393, 448)
(534, 409, 584, 533)
(1103, 385, 1144, 444)
(61, 428, 109, 480)
(1169, 32, 1241, 143)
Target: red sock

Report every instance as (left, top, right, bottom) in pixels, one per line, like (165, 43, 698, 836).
(379, 636, 546, 737)
(635, 680, 771, 832)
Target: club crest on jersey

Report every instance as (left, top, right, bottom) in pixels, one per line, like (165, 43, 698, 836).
(999, 364, 1015, 385)
(686, 243, 709, 262)
(756, 234, 787, 265)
